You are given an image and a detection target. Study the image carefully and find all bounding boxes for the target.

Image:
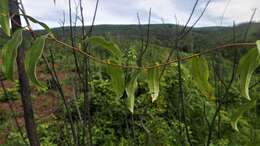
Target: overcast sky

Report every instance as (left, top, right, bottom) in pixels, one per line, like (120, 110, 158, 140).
(22, 0, 260, 29)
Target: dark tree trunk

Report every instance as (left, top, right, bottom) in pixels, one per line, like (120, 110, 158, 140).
(9, 0, 40, 145)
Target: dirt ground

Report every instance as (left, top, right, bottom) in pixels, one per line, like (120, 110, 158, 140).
(0, 67, 74, 144)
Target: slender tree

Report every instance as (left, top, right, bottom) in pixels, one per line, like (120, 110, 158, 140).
(9, 0, 40, 145)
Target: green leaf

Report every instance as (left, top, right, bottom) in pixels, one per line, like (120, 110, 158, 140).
(22, 14, 53, 37)
(237, 41, 260, 100)
(189, 56, 214, 99)
(106, 63, 125, 98)
(25, 35, 48, 89)
(231, 100, 256, 131)
(1, 29, 23, 80)
(0, 0, 10, 36)
(147, 67, 160, 102)
(87, 36, 123, 60)
(126, 71, 139, 113)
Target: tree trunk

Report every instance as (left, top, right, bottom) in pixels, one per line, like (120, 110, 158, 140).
(9, 0, 40, 145)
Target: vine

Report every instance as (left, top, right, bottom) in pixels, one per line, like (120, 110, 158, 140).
(0, 0, 260, 145)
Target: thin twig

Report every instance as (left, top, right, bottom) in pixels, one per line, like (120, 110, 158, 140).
(242, 8, 257, 42)
(19, 1, 79, 145)
(82, 0, 100, 145)
(69, 0, 82, 81)
(180, 0, 199, 34)
(179, 0, 212, 40)
(0, 79, 28, 145)
(137, 8, 152, 67)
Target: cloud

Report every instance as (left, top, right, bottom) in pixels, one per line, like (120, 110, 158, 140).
(21, 0, 260, 28)
(206, 0, 260, 25)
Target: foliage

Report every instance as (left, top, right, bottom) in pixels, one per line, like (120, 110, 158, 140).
(125, 71, 139, 113)
(187, 56, 214, 100)
(0, 0, 10, 36)
(146, 67, 160, 102)
(0, 4, 260, 145)
(1, 29, 23, 80)
(25, 34, 48, 89)
(237, 41, 260, 100)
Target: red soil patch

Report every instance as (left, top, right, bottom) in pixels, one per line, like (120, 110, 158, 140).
(0, 89, 59, 144)
(0, 60, 77, 144)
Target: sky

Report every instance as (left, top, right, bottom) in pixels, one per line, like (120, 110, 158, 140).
(22, 0, 260, 29)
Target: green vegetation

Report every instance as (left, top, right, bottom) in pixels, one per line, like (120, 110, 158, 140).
(0, 1, 260, 146)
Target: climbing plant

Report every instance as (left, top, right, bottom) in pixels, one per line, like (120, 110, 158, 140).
(0, 0, 260, 145)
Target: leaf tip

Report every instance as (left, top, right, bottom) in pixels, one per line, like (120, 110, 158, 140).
(231, 122, 239, 132)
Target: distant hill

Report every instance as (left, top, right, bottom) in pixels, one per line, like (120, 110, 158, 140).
(1, 22, 260, 52)
(48, 23, 260, 54)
